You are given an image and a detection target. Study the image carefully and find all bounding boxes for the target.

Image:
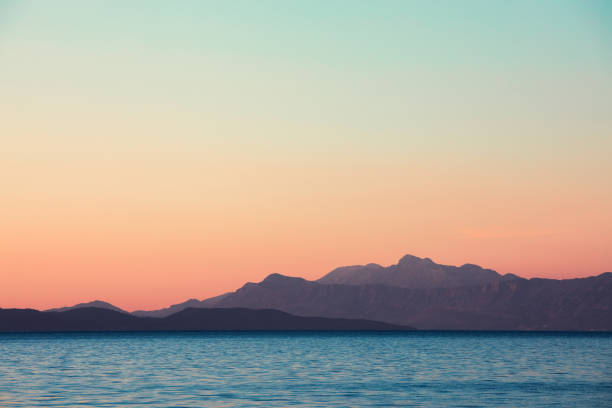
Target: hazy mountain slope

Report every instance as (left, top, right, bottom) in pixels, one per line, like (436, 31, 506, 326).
(132, 293, 231, 317)
(317, 254, 518, 288)
(45, 300, 127, 314)
(212, 272, 612, 330)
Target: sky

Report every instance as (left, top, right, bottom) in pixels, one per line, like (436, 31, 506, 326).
(1, 0, 611, 311)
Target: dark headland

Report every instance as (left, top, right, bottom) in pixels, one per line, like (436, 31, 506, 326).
(0, 307, 414, 333)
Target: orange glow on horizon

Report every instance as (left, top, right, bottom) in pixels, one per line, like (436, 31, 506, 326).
(1, 155, 610, 312)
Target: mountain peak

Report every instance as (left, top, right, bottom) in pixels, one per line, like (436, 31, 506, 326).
(318, 253, 506, 289)
(398, 254, 425, 265)
(365, 263, 383, 268)
(460, 263, 483, 270)
(46, 300, 126, 314)
(260, 273, 306, 288)
(397, 254, 437, 265)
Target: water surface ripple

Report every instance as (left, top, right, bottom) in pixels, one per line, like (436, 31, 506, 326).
(0, 331, 610, 407)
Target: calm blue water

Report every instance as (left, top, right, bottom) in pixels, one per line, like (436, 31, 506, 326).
(0, 332, 610, 407)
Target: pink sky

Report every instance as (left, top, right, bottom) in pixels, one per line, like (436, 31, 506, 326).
(2, 154, 610, 311)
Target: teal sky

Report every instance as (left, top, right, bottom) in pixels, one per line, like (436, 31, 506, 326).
(2, 0, 610, 158)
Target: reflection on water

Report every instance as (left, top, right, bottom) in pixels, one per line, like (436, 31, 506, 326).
(0, 331, 610, 407)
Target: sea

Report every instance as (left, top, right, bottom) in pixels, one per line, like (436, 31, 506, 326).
(0, 331, 610, 407)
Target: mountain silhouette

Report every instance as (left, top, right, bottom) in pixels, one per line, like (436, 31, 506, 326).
(132, 293, 231, 318)
(133, 254, 517, 318)
(207, 271, 612, 330)
(45, 300, 127, 314)
(0, 307, 413, 332)
(35, 253, 612, 331)
(317, 254, 519, 288)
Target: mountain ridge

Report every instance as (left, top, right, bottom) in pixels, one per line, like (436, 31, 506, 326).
(45, 300, 127, 314)
(208, 271, 612, 330)
(317, 254, 518, 288)
(132, 293, 232, 318)
(133, 254, 519, 317)
(33, 254, 612, 330)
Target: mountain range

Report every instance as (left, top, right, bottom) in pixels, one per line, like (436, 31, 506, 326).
(317, 254, 521, 288)
(25, 254, 612, 331)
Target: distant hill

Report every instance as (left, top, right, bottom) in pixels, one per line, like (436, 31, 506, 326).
(45, 300, 127, 314)
(318, 254, 520, 288)
(132, 293, 231, 318)
(0, 307, 413, 332)
(209, 271, 612, 331)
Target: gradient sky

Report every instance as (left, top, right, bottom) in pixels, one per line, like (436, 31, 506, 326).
(1, 1, 611, 311)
